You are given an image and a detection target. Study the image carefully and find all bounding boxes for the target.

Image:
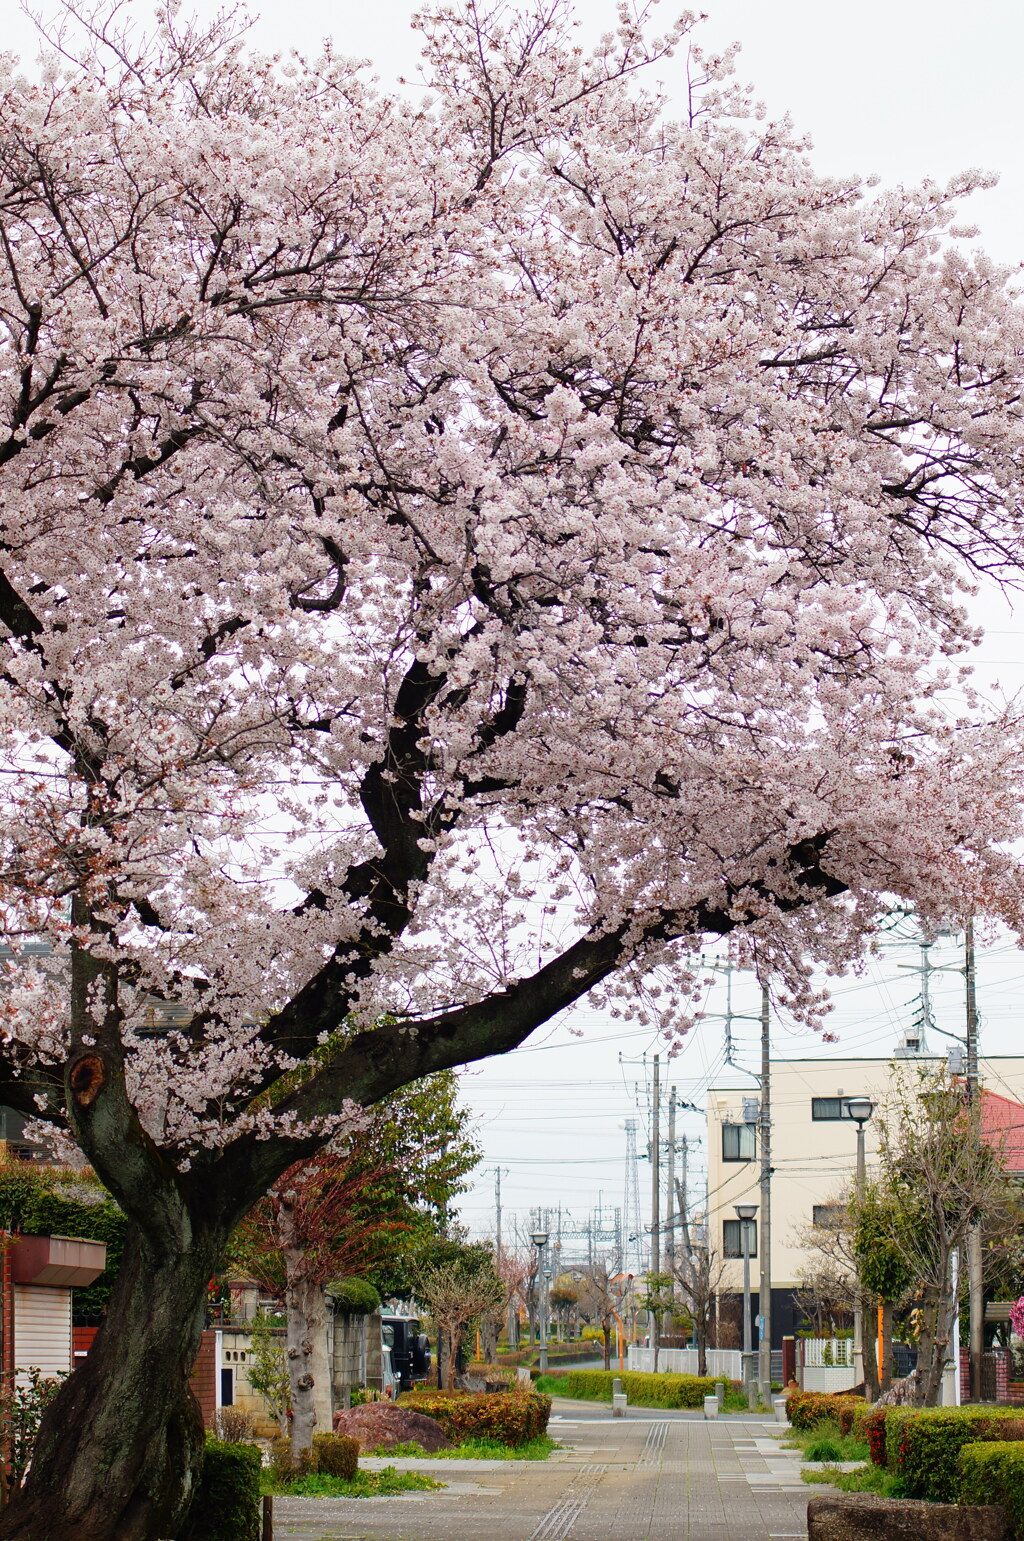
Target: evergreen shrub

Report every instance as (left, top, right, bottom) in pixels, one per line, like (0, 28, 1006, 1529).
(327, 1277, 381, 1316)
(784, 1390, 862, 1430)
(888, 1408, 1007, 1500)
(398, 1389, 550, 1445)
(180, 1440, 260, 1541)
(959, 1441, 1024, 1536)
(312, 1433, 359, 1478)
(555, 1369, 715, 1409)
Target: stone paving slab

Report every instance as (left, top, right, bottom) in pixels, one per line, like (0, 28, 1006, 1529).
(271, 1403, 833, 1541)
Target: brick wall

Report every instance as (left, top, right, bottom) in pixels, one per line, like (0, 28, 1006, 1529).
(190, 1328, 217, 1429)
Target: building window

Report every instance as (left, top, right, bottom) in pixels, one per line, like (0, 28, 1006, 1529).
(723, 1218, 757, 1258)
(722, 1122, 756, 1161)
(811, 1097, 861, 1121)
(812, 1204, 847, 1229)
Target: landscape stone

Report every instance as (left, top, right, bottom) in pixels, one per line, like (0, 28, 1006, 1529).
(807, 1494, 1010, 1541)
(331, 1402, 452, 1453)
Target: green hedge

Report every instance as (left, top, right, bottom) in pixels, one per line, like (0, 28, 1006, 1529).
(885, 1408, 1007, 1500)
(398, 1389, 550, 1445)
(960, 1442, 1024, 1537)
(327, 1277, 381, 1317)
(784, 1390, 864, 1431)
(312, 1433, 359, 1478)
(553, 1370, 716, 1409)
(180, 1440, 260, 1541)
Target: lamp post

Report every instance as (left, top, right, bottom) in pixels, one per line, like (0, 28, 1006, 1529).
(845, 1098, 875, 1389)
(734, 1203, 758, 1387)
(530, 1230, 549, 1372)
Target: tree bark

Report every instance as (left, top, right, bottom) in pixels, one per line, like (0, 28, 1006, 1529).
(0, 1221, 216, 1541)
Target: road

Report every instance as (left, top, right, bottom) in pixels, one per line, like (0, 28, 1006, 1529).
(272, 1398, 828, 1541)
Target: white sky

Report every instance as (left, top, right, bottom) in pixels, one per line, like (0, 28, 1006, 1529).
(9, 0, 1024, 1251)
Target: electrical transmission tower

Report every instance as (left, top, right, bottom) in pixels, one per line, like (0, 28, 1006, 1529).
(622, 1118, 643, 1276)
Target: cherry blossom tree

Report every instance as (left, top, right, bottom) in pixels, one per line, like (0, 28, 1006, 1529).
(3, 0, 1024, 1533)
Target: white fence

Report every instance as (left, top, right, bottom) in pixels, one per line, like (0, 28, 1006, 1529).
(798, 1338, 858, 1392)
(627, 1346, 743, 1379)
(801, 1337, 854, 1369)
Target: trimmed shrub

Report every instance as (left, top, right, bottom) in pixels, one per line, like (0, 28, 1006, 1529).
(328, 1277, 381, 1316)
(959, 1441, 1024, 1537)
(784, 1390, 862, 1431)
(889, 1408, 1006, 1500)
(398, 1389, 550, 1445)
(180, 1440, 261, 1541)
(312, 1433, 359, 1478)
(554, 1369, 716, 1409)
(860, 1407, 889, 1467)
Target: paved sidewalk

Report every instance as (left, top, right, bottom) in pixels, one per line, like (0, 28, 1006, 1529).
(272, 1401, 832, 1541)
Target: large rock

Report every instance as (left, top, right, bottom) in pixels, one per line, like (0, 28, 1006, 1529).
(331, 1402, 452, 1454)
(807, 1494, 1010, 1541)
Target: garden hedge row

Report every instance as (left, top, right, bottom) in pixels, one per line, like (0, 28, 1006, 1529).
(398, 1388, 551, 1445)
(553, 1370, 716, 1409)
(959, 1442, 1024, 1538)
(180, 1440, 261, 1541)
(784, 1390, 864, 1431)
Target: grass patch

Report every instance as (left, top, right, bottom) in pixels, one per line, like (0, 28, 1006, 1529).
(368, 1435, 558, 1462)
(261, 1466, 443, 1498)
(802, 1463, 907, 1497)
(782, 1419, 869, 1463)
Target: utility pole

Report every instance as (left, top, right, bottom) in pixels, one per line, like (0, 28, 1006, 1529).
(494, 1166, 505, 1260)
(966, 917, 984, 1403)
(650, 1054, 661, 1369)
(758, 982, 772, 1403)
(665, 1087, 677, 1337)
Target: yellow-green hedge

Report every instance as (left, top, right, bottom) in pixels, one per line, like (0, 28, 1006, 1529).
(556, 1369, 716, 1409)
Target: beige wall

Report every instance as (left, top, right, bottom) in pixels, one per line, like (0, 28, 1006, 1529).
(706, 1055, 1024, 1296)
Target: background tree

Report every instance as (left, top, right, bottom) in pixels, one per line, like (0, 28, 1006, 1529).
(229, 1070, 477, 1457)
(671, 1245, 726, 1377)
(4, 0, 1024, 1533)
(578, 1264, 627, 1369)
(416, 1258, 505, 1390)
(849, 1185, 915, 1394)
(860, 1070, 1017, 1405)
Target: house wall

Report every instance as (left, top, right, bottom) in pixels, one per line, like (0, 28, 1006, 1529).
(706, 1054, 1024, 1340)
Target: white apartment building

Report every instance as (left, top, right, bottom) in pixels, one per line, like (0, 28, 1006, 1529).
(704, 1042, 1024, 1350)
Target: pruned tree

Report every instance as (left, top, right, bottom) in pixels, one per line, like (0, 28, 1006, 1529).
(3, 0, 1024, 1533)
(671, 1246, 726, 1377)
(416, 1259, 505, 1389)
(577, 1263, 627, 1369)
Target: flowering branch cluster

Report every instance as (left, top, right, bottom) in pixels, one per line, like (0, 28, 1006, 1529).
(0, 0, 1022, 1229)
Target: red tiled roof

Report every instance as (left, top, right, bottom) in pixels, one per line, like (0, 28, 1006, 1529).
(980, 1089, 1024, 1173)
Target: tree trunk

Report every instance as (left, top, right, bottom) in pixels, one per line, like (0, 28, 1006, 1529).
(916, 1280, 948, 1406)
(285, 1272, 330, 1461)
(602, 1324, 610, 1370)
(0, 1220, 216, 1541)
(697, 1318, 708, 1377)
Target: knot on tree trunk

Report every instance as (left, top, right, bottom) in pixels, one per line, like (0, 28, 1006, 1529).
(68, 1052, 108, 1107)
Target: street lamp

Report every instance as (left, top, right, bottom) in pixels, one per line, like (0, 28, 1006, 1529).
(531, 1230, 550, 1372)
(844, 1099, 875, 1387)
(734, 1203, 758, 1387)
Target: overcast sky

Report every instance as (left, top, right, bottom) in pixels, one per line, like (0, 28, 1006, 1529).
(10, 0, 1024, 1253)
